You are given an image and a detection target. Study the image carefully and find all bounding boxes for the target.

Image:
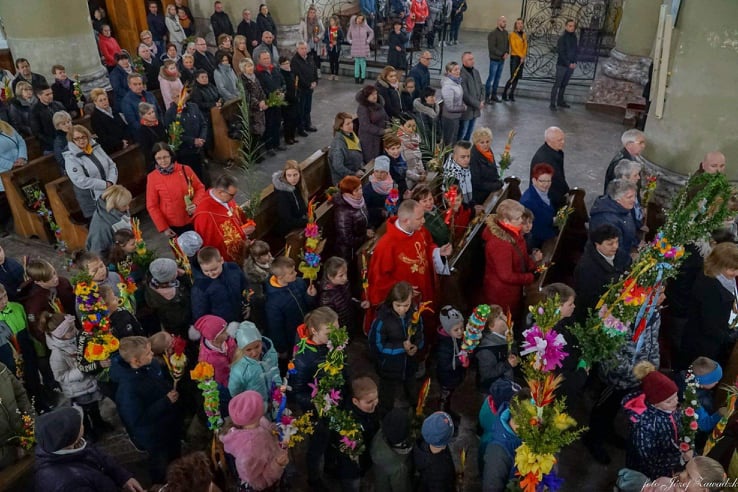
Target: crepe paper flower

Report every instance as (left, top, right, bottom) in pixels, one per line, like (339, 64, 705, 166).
(552, 412, 577, 431)
(622, 278, 648, 306)
(528, 373, 564, 409)
(514, 443, 556, 481)
(685, 407, 695, 417)
(308, 379, 319, 398)
(520, 326, 569, 372)
(385, 188, 400, 216)
(304, 252, 321, 267)
(518, 472, 539, 492)
(416, 377, 431, 417)
(597, 305, 630, 335)
(329, 388, 342, 403)
(12, 411, 35, 451)
(341, 436, 357, 450)
(690, 421, 699, 430)
(305, 223, 320, 238)
(83, 333, 120, 362)
(540, 471, 564, 492)
(190, 361, 215, 381)
(443, 185, 459, 225)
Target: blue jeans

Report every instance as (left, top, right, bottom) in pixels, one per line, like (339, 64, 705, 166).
(458, 118, 476, 141)
(485, 59, 505, 97)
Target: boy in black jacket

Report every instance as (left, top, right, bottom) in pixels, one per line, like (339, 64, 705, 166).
(326, 376, 381, 491)
(414, 411, 456, 491)
(436, 306, 465, 427)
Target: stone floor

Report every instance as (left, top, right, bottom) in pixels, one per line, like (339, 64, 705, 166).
(3, 31, 631, 491)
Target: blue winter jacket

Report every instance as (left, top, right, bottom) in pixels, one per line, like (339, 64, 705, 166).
(0, 256, 26, 301)
(519, 185, 557, 250)
(589, 194, 639, 258)
(369, 303, 424, 381)
(482, 403, 521, 491)
(191, 262, 250, 324)
(109, 354, 182, 451)
(120, 89, 162, 138)
(264, 278, 316, 354)
(0, 130, 27, 192)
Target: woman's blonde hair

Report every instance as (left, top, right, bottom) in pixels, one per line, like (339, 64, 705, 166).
(496, 199, 524, 222)
(281, 160, 308, 203)
(0, 120, 15, 136)
(471, 127, 493, 145)
(52, 111, 72, 130)
(102, 185, 133, 212)
(14, 80, 32, 94)
(239, 58, 254, 70)
(691, 456, 726, 491)
(67, 124, 92, 143)
(379, 66, 397, 82)
(90, 87, 107, 102)
(704, 242, 738, 278)
(233, 35, 247, 51)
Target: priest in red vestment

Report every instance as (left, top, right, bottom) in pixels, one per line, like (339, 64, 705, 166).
(193, 174, 256, 265)
(367, 199, 453, 338)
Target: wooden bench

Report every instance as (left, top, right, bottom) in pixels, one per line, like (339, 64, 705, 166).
(0, 154, 61, 241)
(0, 454, 34, 492)
(44, 144, 147, 251)
(524, 188, 589, 308)
(22, 114, 93, 161)
(210, 99, 241, 164)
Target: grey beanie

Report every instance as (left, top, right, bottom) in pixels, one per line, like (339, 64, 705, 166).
(235, 321, 261, 349)
(374, 155, 390, 173)
(177, 231, 203, 257)
(439, 305, 464, 335)
(149, 258, 178, 284)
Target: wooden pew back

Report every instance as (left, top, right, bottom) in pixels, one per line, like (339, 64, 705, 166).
(0, 154, 61, 241)
(210, 99, 241, 163)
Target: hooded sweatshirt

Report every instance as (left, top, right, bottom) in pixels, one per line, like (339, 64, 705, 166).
(85, 198, 131, 256)
(195, 314, 237, 387)
(482, 404, 521, 492)
(475, 330, 514, 392)
(228, 336, 280, 406)
(220, 416, 286, 490)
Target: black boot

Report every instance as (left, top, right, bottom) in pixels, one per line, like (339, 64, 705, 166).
(355, 77, 360, 84)
(509, 92, 516, 102)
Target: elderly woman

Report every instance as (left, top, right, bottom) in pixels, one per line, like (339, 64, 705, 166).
(89, 88, 130, 155)
(356, 85, 388, 163)
(239, 58, 267, 160)
(375, 66, 403, 119)
(333, 175, 371, 262)
(412, 183, 470, 247)
(146, 142, 206, 238)
(613, 158, 645, 230)
(213, 51, 240, 102)
(63, 125, 118, 219)
(165, 4, 186, 54)
(0, 121, 27, 234)
(179, 53, 197, 85)
(139, 30, 159, 59)
(232, 35, 250, 77)
(160, 43, 181, 65)
(589, 179, 639, 259)
(363, 155, 396, 229)
(482, 199, 542, 317)
(469, 127, 502, 204)
(136, 102, 167, 170)
(678, 242, 738, 370)
(440, 61, 466, 145)
(520, 163, 557, 250)
(8, 81, 36, 136)
(86, 185, 132, 255)
(52, 111, 73, 171)
(158, 60, 184, 110)
(329, 111, 365, 184)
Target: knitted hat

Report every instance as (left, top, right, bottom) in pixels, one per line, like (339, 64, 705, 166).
(195, 314, 227, 341)
(236, 321, 261, 349)
(177, 231, 203, 257)
(228, 390, 264, 426)
(339, 175, 362, 194)
(374, 155, 390, 173)
(382, 408, 410, 446)
(421, 411, 454, 447)
(149, 258, 178, 284)
(36, 406, 83, 453)
(695, 362, 723, 387)
(439, 305, 464, 335)
(635, 362, 678, 405)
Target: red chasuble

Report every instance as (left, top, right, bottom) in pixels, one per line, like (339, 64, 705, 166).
(193, 193, 250, 264)
(368, 216, 439, 306)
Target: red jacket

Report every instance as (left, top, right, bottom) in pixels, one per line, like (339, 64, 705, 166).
(481, 217, 535, 316)
(409, 0, 429, 26)
(146, 163, 207, 232)
(98, 35, 123, 68)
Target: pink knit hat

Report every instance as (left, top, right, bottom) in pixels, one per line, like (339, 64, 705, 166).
(228, 390, 264, 426)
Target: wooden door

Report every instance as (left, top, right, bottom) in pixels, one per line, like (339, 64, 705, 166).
(102, 0, 149, 55)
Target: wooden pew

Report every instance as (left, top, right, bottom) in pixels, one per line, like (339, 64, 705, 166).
(22, 114, 93, 161)
(252, 148, 333, 256)
(440, 177, 522, 312)
(210, 99, 241, 164)
(524, 187, 589, 307)
(0, 154, 61, 241)
(0, 454, 33, 492)
(44, 144, 148, 251)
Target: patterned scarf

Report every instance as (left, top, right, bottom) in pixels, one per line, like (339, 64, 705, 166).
(443, 157, 472, 203)
(369, 173, 394, 195)
(141, 117, 159, 127)
(156, 164, 175, 175)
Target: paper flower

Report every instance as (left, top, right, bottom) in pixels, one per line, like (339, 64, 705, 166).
(520, 326, 568, 372)
(514, 443, 556, 480)
(190, 361, 215, 381)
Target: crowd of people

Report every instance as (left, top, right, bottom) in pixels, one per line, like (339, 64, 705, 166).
(0, 2, 736, 492)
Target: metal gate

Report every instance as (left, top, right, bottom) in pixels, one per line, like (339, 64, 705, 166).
(521, 0, 621, 84)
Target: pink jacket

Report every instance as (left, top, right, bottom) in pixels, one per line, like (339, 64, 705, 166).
(220, 418, 287, 490)
(198, 338, 237, 388)
(347, 16, 374, 58)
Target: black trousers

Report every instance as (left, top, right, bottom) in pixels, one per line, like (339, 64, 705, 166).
(550, 64, 574, 105)
(328, 51, 340, 75)
(263, 107, 282, 149)
(297, 88, 313, 130)
(503, 56, 524, 95)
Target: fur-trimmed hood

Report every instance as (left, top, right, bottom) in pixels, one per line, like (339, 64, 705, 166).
(484, 214, 518, 244)
(413, 97, 440, 118)
(271, 170, 295, 192)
